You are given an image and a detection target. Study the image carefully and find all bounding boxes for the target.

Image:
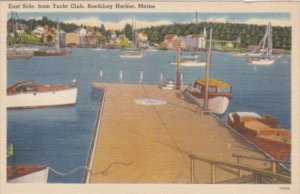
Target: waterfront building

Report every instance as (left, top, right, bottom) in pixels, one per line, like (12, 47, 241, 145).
(31, 25, 45, 38)
(66, 33, 81, 46)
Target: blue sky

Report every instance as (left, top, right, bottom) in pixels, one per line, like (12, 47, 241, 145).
(14, 12, 291, 29)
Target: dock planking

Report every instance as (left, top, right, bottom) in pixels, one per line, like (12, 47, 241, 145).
(87, 83, 280, 183)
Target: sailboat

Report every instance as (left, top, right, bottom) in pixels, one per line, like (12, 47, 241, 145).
(33, 19, 72, 56)
(119, 19, 143, 59)
(248, 23, 274, 65)
(184, 29, 232, 115)
(7, 12, 34, 60)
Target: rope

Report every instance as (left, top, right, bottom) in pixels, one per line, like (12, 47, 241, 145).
(49, 161, 133, 176)
(49, 166, 90, 176)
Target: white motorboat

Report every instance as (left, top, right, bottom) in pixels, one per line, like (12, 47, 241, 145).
(7, 80, 77, 109)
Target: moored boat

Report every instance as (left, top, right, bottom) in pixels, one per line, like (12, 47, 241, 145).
(119, 51, 144, 59)
(171, 55, 206, 67)
(33, 48, 72, 56)
(227, 112, 291, 161)
(7, 50, 33, 60)
(7, 80, 77, 109)
(7, 164, 49, 183)
(247, 22, 274, 65)
(184, 79, 232, 114)
(159, 79, 175, 90)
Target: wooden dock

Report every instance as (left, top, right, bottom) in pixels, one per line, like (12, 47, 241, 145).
(86, 83, 288, 184)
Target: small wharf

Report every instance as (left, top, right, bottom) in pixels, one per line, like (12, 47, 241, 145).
(86, 82, 290, 184)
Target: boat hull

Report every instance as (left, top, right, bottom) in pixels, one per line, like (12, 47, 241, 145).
(248, 58, 274, 65)
(184, 89, 230, 114)
(33, 50, 71, 56)
(7, 87, 77, 109)
(227, 112, 291, 161)
(7, 165, 49, 183)
(119, 55, 143, 59)
(7, 53, 33, 60)
(171, 61, 206, 67)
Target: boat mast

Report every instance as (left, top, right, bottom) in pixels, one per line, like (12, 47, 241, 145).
(176, 46, 182, 89)
(267, 22, 272, 58)
(56, 18, 60, 49)
(203, 29, 213, 110)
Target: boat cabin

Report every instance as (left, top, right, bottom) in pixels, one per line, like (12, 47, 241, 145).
(7, 81, 37, 95)
(194, 79, 232, 94)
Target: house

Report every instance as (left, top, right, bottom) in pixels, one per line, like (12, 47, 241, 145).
(66, 33, 81, 46)
(32, 25, 45, 38)
(183, 35, 206, 50)
(163, 34, 179, 50)
(137, 32, 148, 41)
(43, 29, 56, 46)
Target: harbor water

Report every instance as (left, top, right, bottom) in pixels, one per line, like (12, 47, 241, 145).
(7, 48, 291, 183)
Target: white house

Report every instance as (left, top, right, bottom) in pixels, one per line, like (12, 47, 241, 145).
(32, 25, 45, 38)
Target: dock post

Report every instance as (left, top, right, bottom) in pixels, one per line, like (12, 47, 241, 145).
(180, 73, 183, 88)
(272, 161, 277, 183)
(271, 161, 276, 174)
(160, 73, 164, 84)
(237, 156, 243, 177)
(211, 163, 216, 184)
(119, 69, 123, 84)
(99, 69, 103, 83)
(191, 157, 195, 184)
(139, 71, 144, 84)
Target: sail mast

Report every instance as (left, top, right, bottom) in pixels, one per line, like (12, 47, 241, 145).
(56, 18, 60, 49)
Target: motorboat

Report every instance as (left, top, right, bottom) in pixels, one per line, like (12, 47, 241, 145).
(184, 78, 232, 114)
(159, 79, 176, 90)
(7, 80, 77, 109)
(227, 112, 291, 161)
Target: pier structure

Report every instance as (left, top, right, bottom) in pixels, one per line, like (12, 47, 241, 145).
(86, 81, 290, 184)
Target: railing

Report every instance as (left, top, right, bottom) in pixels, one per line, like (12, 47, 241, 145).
(232, 153, 290, 176)
(189, 155, 291, 184)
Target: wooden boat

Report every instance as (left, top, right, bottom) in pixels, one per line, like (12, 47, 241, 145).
(33, 48, 71, 56)
(7, 164, 49, 183)
(7, 80, 77, 109)
(33, 19, 72, 57)
(184, 79, 232, 114)
(171, 55, 206, 67)
(227, 112, 291, 161)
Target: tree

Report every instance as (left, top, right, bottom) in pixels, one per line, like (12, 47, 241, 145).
(124, 24, 133, 41)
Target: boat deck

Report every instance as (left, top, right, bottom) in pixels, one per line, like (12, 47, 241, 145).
(87, 83, 283, 183)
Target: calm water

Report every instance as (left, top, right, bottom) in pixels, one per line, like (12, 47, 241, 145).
(7, 48, 291, 183)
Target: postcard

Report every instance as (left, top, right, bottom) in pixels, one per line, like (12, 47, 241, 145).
(0, 1, 299, 194)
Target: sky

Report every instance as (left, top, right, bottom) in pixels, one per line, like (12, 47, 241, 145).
(15, 12, 291, 30)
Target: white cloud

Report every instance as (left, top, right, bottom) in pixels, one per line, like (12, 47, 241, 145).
(197, 17, 290, 27)
(63, 17, 173, 30)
